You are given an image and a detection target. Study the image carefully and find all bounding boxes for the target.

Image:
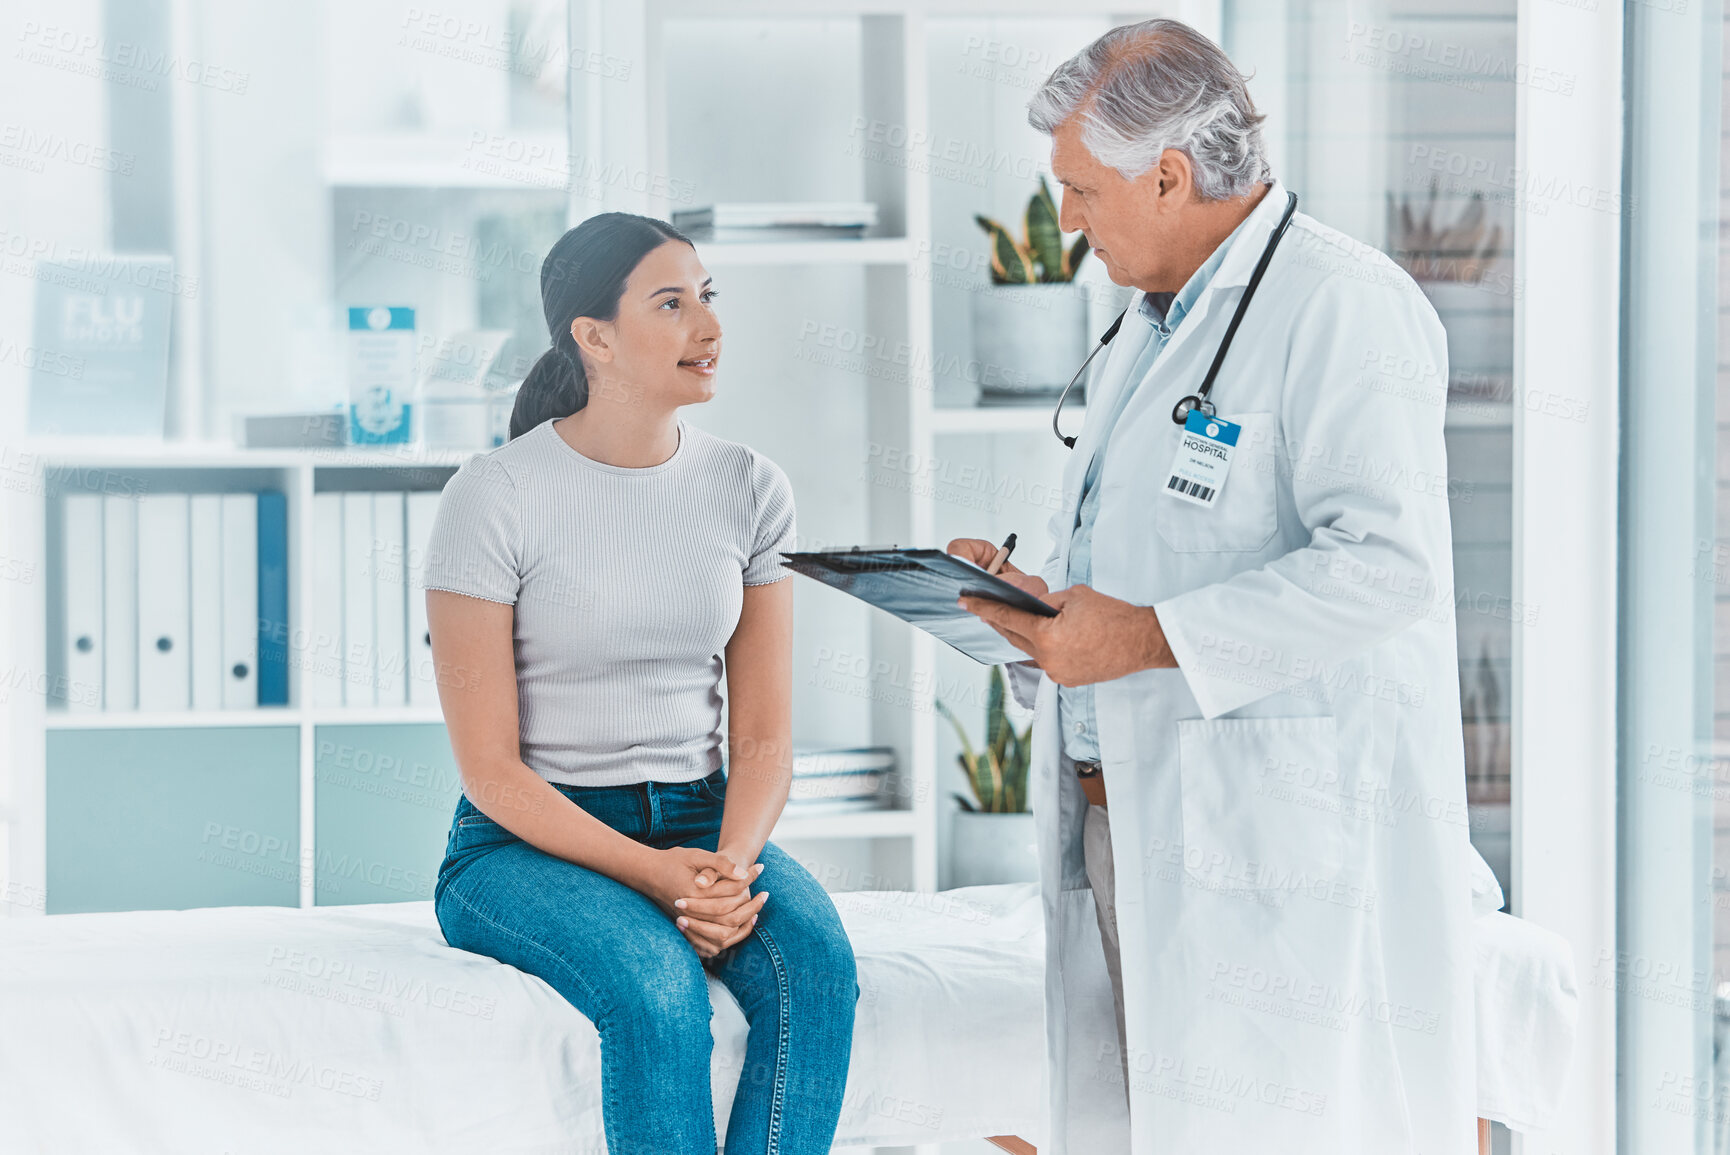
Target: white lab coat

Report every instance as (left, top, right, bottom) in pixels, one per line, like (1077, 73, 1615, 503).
(1006, 180, 1477, 1154)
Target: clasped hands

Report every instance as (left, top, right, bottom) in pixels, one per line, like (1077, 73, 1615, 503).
(946, 538, 1179, 685)
(642, 844, 767, 963)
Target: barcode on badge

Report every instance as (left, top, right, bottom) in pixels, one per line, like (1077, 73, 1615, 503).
(1167, 475, 1215, 503)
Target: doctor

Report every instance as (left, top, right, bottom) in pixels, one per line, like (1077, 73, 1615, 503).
(949, 18, 1476, 1154)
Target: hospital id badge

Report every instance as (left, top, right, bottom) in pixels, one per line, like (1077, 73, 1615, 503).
(1165, 409, 1239, 508)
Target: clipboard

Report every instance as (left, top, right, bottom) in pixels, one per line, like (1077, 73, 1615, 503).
(779, 547, 1053, 665)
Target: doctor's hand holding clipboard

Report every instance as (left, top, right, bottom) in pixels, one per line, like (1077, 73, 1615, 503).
(946, 536, 1180, 687)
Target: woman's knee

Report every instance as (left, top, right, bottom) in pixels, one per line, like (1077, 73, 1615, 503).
(756, 908, 857, 1010)
(806, 918, 859, 1005)
(606, 946, 715, 1041)
(722, 930, 858, 1031)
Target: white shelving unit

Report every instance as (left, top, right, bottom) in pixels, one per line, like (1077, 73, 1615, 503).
(600, 1, 952, 895)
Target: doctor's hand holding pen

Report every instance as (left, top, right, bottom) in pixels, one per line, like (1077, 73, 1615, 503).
(947, 535, 1181, 687)
(947, 535, 1048, 596)
(946, 536, 1048, 673)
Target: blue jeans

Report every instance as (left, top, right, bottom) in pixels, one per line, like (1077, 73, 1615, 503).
(433, 766, 858, 1155)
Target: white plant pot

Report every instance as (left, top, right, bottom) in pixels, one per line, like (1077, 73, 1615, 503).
(949, 808, 1040, 888)
(969, 281, 1089, 402)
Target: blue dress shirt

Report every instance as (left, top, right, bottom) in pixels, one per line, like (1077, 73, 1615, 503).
(1057, 215, 1249, 763)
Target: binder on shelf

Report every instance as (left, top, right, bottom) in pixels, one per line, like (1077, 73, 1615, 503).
(309, 493, 345, 709)
(218, 494, 258, 710)
(341, 491, 376, 707)
(256, 491, 289, 706)
(61, 494, 104, 713)
(405, 491, 440, 708)
(101, 495, 137, 711)
(372, 491, 406, 705)
(188, 495, 224, 710)
(136, 494, 190, 711)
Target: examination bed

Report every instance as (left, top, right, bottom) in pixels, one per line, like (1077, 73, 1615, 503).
(0, 881, 1575, 1153)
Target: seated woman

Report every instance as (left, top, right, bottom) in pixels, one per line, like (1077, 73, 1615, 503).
(423, 211, 858, 1155)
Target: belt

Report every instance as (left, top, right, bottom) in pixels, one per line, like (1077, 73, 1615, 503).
(1075, 760, 1107, 808)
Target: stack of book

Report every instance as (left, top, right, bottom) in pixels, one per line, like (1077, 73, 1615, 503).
(784, 746, 898, 815)
(672, 202, 878, 243)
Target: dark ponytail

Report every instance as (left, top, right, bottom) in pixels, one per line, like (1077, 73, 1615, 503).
(509, 212, 693, 441)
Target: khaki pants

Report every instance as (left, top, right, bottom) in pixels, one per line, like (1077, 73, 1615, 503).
(1083, 802, 1130, 1094)
(1083, 804, 1492, 1155)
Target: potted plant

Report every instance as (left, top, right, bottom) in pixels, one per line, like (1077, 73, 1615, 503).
(969, 175, 1092, 405)
(936, 665, 1040, 887)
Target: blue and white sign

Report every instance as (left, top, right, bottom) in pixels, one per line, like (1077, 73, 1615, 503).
(1164, 409, 1240, 508)
(27, 254, 174, 437)
(347, 306, 415, 445)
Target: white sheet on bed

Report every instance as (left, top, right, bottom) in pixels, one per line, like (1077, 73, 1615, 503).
(0, 883, 1049, 1154)
(0, 882, 1578, 1152)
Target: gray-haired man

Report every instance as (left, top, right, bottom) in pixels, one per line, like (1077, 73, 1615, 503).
(952, 18, 1476, 1153)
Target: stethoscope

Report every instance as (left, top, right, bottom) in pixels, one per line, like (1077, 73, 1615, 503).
(1051, 190, 1300, 449)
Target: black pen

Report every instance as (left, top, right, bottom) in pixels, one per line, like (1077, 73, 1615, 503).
(985, 532, 1017, 575)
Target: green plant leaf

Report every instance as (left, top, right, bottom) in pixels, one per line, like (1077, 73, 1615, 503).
(984, 748, 1004, 812)
(985, 666, 1007, 768)
(1026, 177, 1064, 282)
(1062, 232, 1090, 282)
(936, 696, 988, 810)
(1011, 718, 1034, 811)
(975, 214, 1035, 284)
(934, 697, 976, 765)
(990, 710, 1030, 814)
(972, 754, 993, 811)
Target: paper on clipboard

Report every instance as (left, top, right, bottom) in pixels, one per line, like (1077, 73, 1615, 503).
(779, 548, 1050, 665)
(913, 615, 1032, 665)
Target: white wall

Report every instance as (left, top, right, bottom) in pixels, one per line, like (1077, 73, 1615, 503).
(198, 3, 330, 427)
(1, 0, 117, 916)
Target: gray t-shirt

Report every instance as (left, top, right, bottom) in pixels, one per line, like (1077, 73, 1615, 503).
(418, 415, 796, 790)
